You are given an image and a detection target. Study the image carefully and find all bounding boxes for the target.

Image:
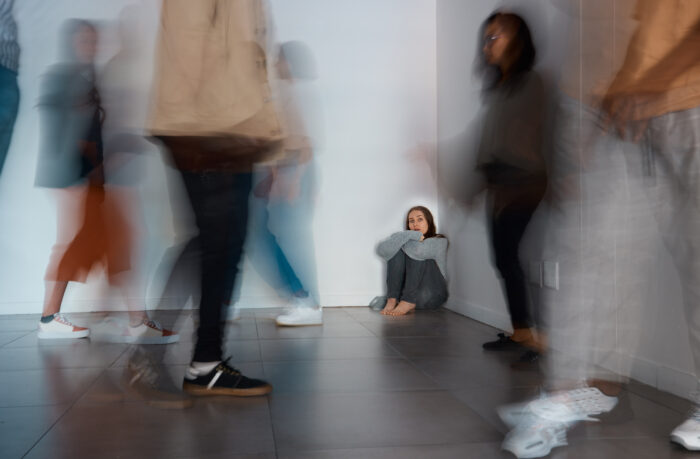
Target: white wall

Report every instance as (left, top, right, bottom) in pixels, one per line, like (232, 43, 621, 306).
(0, 0, 438, 314)
(436, 0, 697, 400)
(265, 0, 439, 308)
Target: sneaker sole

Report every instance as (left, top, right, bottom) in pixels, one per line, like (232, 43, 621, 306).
(38, 330, 90, 339)
(110, 335, 180, 345)
(183, 383, 273, 397)
(670, 434, 700, 451)
(275, 320, 323, 327)
(502, 439, 567, 459)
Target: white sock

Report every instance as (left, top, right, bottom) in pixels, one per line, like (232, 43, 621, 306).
(190, 361, 220, 374)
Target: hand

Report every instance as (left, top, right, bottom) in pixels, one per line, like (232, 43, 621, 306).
(600, 88, 658, 142)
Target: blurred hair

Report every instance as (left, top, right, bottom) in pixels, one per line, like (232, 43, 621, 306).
(279, 41, 317, 80)
(60, 18, 98, 63)
(475, 11, 536, 90)
(405, 206, 446, 240)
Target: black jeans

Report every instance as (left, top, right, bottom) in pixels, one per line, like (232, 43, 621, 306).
(386, 251, 447, 310)
(176, 169, 252, 362)
(489, 202, 538, 330)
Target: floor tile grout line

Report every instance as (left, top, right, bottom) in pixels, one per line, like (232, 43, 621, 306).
(379, 331, 532, 433)
(0, 329, 34, 348)
(382, 341, 451, 390)
(264, 370, 280, 459)
(274, 439, 507, 456)
(20, 366, 109, 459)
(624, 382, 691, 416)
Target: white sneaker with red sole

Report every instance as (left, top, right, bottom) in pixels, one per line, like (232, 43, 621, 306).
(100, 317, 179, 344)
(38, 313, 90, 339)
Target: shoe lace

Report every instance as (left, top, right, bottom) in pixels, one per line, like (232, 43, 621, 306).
(53, 313, 73, 326)
(552, 388, 616, 420)
(216, 358, 241, 376)
(143, 318, 162, 330)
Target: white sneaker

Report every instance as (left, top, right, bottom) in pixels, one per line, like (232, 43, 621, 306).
(275, 303, 323, 327)
(499, 387, 619, 427)
(98, 317, 179, 344)
(670, 407, 700, 450)
(500, 387, 618, 458)
(502, 414, 570, 459)
(38, 313, 90, 339)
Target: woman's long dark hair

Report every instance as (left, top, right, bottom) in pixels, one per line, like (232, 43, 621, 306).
(405, 206, 446, 240)
(475, 11, 536, 90)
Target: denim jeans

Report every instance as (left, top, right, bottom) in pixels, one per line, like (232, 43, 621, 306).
(0, 64, 19, 175)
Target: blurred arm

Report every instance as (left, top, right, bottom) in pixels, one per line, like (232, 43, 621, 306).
(608, 19, 700, 96)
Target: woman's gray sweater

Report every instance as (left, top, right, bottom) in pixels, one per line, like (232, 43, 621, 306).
(376, 231, 448, 278)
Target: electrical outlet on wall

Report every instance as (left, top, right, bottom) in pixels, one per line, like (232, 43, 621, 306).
(543, 261, 559, 290)
(528, 261, 542, 287)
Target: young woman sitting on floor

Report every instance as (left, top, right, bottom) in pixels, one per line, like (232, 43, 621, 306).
(376, 206, 448, 316)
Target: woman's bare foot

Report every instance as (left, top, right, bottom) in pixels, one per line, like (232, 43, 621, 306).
(389, 301, 416, 316)
(381, 298, 398, 315)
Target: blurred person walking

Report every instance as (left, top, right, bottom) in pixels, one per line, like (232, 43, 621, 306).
(472, 12, 548, 355)
(148, 0, 283, 396)
(501, 1, 700, 456)
(36, 19, 176, 343)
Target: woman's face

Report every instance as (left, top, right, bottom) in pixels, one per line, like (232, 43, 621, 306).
(408, 210, 429, 235)
(73, 26, 98, 64)
(482, 18, 515, 68)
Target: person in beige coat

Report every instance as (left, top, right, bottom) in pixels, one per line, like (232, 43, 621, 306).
(149, 0, 283, 397)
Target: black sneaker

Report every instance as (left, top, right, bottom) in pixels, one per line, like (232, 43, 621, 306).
(482, 332, 523, 351)
(124, 351, 193, 409)
(183, 358, 272, 397)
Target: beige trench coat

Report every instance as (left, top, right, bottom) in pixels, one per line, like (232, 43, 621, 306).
(148, 0, 283, 143)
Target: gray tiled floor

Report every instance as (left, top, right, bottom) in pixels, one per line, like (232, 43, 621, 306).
(0, 308, 694, 458)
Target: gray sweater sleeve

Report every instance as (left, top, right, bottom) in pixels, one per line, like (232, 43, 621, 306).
(376, 230, 422, 260)
(402, 238, 448, 278)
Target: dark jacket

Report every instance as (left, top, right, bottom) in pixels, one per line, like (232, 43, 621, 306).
(35, 63, 104, 189)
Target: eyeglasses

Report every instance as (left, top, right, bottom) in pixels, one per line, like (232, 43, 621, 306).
(484, 34, 501, 47)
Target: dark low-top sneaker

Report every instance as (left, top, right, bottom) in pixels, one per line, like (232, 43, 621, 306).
(482, 332, 523, 351)
(183, 358, 272, 397)
(124, 356, 193, 409)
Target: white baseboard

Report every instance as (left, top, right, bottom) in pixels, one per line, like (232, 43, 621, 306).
(656, 364, 697, 399)
(0, 293, 370, 315)
(444, 296, 513, 333)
